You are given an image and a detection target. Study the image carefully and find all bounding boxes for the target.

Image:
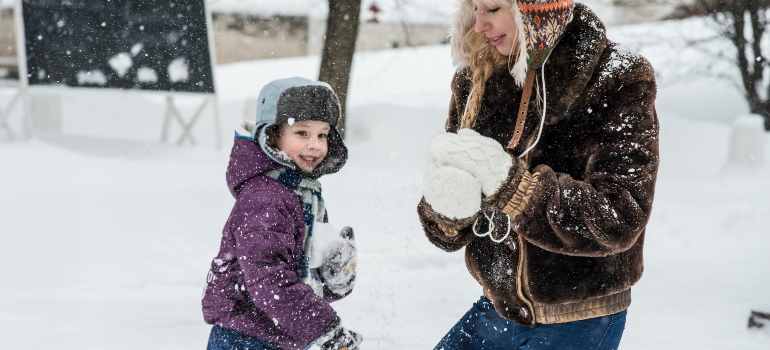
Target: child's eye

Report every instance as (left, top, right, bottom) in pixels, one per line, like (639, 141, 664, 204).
(488, 7, 500, 13)
(318, 133, 328, 139)
(296, 131, 308, 137)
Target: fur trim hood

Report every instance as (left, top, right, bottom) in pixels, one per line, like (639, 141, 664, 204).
(450, 0, 575, 86)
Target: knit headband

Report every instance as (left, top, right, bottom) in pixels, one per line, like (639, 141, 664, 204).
(519, 0, 574, 60)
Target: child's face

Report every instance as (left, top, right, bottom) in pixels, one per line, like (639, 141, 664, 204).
(277, 120, 330, 172)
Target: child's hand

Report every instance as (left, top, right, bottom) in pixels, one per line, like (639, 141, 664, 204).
(319, 226, 357, 296)
(310, 316, 362, 350)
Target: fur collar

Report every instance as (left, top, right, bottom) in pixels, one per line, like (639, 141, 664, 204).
(537, 3, 607, 125)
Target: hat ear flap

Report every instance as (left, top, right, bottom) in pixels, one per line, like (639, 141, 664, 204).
(510, 1, 529, 87)
(313, 126, 348, 176)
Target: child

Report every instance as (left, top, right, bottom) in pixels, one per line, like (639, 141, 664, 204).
(202, 77, 361, 350)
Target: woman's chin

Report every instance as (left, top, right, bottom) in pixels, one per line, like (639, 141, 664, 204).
(495, 45, 512, 56)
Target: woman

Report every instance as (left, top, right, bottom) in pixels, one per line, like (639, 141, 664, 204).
(418, 0, 659, 349)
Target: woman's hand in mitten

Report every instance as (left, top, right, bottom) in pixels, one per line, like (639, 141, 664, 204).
(310, 317, 363, 350)
(423, 166, 482, 220)
(428, 128, 514, 197)
(320, 227, 357, 296)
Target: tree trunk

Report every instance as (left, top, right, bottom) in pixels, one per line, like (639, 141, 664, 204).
(722, 0, 770, 131)
(319, 0, 361, 138)
(755, 102, 770, 130)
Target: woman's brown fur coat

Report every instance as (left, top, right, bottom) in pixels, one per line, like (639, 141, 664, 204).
(418, 3, 659, 325)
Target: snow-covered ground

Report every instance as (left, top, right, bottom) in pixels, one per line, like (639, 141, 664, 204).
(1, 13, 770, 350)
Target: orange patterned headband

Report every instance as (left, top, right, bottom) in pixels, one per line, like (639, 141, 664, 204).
(518, 0, 574, 14)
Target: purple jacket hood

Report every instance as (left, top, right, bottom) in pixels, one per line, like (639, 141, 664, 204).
(226, 124, 283, 198)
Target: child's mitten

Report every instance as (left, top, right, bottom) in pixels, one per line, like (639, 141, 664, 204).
(309, 316, 363, 350)
(319, 226, 357, 296)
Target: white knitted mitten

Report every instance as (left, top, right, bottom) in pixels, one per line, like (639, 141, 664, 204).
(423, 166, 482, 219)
(428, 129, 513, 197)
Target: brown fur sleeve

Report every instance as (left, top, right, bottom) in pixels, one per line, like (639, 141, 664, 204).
(481, 158, 536, 214)
(514, 75, 660, 258)
(416, 198, 477, 252)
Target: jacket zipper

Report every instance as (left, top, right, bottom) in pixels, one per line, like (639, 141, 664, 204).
(515, 235, 536, 325)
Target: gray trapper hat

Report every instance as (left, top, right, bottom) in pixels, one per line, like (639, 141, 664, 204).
(253, 77, 348, 177)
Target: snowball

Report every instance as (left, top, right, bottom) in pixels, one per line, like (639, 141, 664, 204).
(137, 67, 158, 83)
(727, 114, 764, 167)
(309, 222, 346, 269)
(130, 43, 144, 56)
(76, 70, 107, 86)
(168, 57, 189, 83)
(108, 52, 133, 78)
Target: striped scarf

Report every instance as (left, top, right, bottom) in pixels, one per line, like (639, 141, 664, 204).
(264, 167, 326, 297)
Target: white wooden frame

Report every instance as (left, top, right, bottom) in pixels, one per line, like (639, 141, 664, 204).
(161, 94, 220, 147)
(159, 0, 221, 148)
(0, 86, 24, 139)
(0, 0, 30, 140)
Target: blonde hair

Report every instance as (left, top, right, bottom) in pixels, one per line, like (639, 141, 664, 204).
(460, 22, 529, 129)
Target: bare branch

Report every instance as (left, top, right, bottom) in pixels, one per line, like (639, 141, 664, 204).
(664, 1, 770, 129)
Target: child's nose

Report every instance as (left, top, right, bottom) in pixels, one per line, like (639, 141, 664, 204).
(307, 138, 321, 149)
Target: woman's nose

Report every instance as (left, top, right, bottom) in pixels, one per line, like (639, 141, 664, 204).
(474, 16, 490, 33)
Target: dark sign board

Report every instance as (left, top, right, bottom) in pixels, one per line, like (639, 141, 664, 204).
(21, 0, 215, 93)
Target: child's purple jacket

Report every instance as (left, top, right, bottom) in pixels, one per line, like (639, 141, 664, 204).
(202, 134, 338, 350)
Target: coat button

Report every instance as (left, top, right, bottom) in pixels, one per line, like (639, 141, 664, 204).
(519, 307, 529, 318)
(506, 239, 517, 251)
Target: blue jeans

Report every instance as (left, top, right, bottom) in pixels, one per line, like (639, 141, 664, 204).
(435, 296, 626, 350)
(207, 325, 281, 350)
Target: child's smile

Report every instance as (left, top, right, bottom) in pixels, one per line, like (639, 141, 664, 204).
(297, 154, 321, 169)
